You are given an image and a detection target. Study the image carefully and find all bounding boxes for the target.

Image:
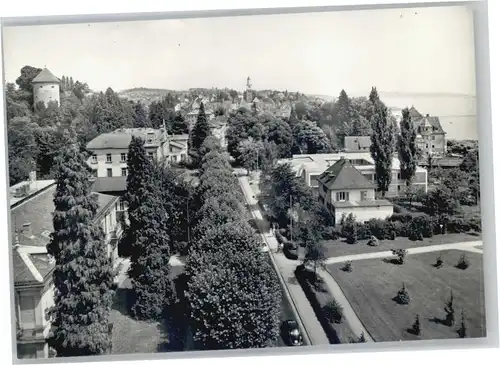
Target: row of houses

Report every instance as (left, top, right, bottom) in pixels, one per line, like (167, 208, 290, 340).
(279, 151, 429, 224)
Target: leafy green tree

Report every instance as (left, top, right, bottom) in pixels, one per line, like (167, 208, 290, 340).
(294, 120, 331, 154)
(370, 100, 395, 197)
(424, 185, 458, 216)
(15, 65, 42, 92)
(186, 250, 281, 350)
(398, 108, 418, 188)
(46, 143, 113, 357)
(7, 117, 38, 185)
(237, 137, 265, 175)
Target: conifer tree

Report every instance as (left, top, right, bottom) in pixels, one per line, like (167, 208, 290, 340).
(69, 76, 74, 89)
(189, 102, 212, 165)
(46, 143, 114, 357)
(171, 112, 189, 134)
(370, 100, 395, 197)
(126, 138, 176, 320)
(133, 101, 149, 128)
(398, 108, 418, 188)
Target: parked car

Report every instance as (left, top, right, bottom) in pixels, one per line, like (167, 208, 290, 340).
(281, 320, 303, 346)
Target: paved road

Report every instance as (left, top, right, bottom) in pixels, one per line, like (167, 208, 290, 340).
(238, 175, 329, 346)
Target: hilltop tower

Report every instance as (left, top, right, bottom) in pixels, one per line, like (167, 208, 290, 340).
(245, 76, 253, 103)
(32, 68, 60, 108)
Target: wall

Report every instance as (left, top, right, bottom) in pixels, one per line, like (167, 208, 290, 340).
(328, 188, 376, 204)
(430, 133, 446, 153)
(334, 205, 394, 224)
(33, 83, 60, 107)
(88, 146, 159, 177)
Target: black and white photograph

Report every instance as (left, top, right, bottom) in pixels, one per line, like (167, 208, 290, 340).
(2, 2, 490, 361)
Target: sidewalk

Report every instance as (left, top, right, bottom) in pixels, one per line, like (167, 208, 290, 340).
(273, 253, 330, 345)
(324, 240, 483, 265)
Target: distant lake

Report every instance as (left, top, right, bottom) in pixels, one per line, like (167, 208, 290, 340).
(381, 93, 478, 141)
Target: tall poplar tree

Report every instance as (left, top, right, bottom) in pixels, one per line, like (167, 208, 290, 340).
(398, 107, 418, 188)
(46, 143, 114, 357)
(370, 100, 395, 197)
(133, 101, 149, 128)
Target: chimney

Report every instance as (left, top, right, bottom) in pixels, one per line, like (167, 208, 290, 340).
(22, 222, 32, 237)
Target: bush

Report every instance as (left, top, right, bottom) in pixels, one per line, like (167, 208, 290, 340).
(409, 215, 433, 241)
(391, 248, 408, 265)
(367, 219, 387, 240)
(341, 261, 353, 272)
(395, 283, 411, 305)
(322, 226, 342, 240)
(323, 299, 344, 324)
(456, 253, 470, 270)
(393, 221, 409, 237)
(367, 236, 379, 247)
(435, 254, 444, 268)
(412, 314, 421, 336)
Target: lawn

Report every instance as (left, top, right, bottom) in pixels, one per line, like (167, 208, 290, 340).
(322, 232, 481, 258)
(110, 278, 167, 354)
(326, 249, 486, 342)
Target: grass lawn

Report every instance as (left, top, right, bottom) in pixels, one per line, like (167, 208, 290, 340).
(110, 278, 166, 354)
(322, 232, 481, 258)
(326, 249, 486, 342)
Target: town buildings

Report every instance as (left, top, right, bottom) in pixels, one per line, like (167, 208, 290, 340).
(10, 173, 122, 359)
(408, 106, 447, 158)
(209, 116, 228, 149)
(279, 151, 428, 198)
(86, 127, 189, 194)
(32, 68, 60, 108)
(317, 158, 394, 224)
(344, 136, 371, 152)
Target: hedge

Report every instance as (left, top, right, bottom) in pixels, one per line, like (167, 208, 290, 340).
(294, 265, 348, 344)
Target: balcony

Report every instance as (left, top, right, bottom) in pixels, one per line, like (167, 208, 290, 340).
(17, 325, 47, 344)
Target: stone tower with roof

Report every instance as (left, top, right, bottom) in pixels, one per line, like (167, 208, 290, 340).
(32, 68, 60, 108)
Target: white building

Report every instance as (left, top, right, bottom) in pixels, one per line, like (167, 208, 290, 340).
(86, 128, 189, 193)
(317, 158, 394, 224)
(279, 151, 428, 197)
(32, 68, 60, 108)
(10, 176, 121, 359)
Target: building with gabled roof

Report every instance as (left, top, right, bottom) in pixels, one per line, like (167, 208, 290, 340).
(317, 158, 393, 224)
(408, 106, 447, 158)
(344, 136, 371, 152)
(32, 68, 60, 108)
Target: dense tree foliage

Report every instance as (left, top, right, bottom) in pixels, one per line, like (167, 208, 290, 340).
(370, 100, 396, 197)
(124, 137, 176, 320)
(189, 102, 212, 166)
(46, 143, 114, 356)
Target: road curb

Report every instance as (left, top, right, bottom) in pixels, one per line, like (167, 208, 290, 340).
(238, 176, 313, 346)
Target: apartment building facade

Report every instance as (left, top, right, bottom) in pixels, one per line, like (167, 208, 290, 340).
(10, 176, 122, 359)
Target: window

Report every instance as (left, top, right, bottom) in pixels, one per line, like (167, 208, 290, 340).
(171, 155, 177, 163)
(121, 168, 127, 177)
(425, 144, 429, 149)
(181, 154, 187, 162)
(19, 295, 36, 329)
(90, 155, 97, 164)
(91, 169, 98, 178)
(336, 192, 349, 201)
(107, 168, 113, 177)
(51, 85, 55, 88)
(360, 191, 367, 201)
(120, 153, 127, 162)
(432, 145, 435, 149)
(106, 154, 112, 163)
(119, 199, 126, 211)
(148, 152, 154, 159)
(398, 185, 402, 192)
(431, 135, 435, 141)
(397, 173, 401, 180)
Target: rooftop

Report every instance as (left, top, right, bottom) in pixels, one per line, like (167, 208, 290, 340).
(11, 182, 119, 285)
(344, 136, 371, 151)
(86, 128, 167, 150)
(333, 199, 393, 208)
(31, 68, 60, 84)
(317, 158, 375, 191)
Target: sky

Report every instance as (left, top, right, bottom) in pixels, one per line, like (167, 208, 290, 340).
(2, 5, 476, 97)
